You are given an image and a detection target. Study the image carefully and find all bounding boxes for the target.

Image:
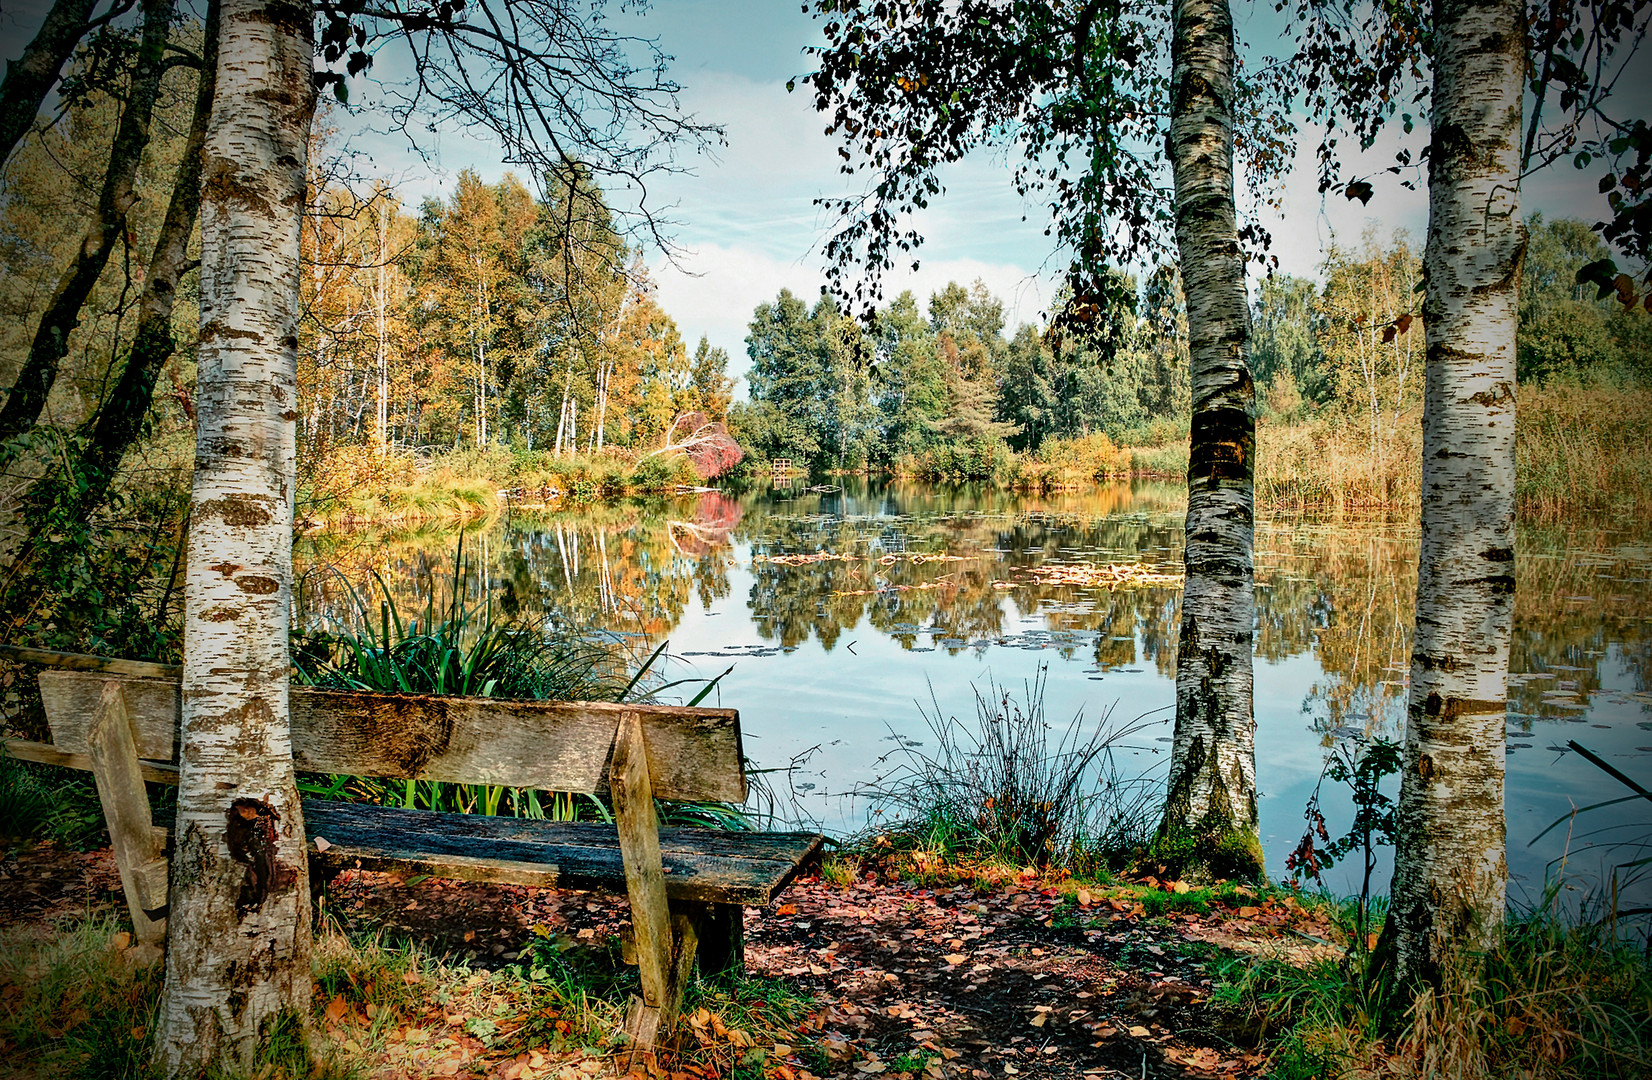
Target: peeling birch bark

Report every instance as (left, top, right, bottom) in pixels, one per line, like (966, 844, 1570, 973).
(153, 0, 317, 1073)
(1157, 0, 1261, 880)
(1389, 0, 1523, 985)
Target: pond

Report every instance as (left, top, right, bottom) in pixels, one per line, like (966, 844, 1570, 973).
(295, 480, 1652, 908)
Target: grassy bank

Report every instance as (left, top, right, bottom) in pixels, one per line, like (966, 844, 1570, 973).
(297, 446, 702, 528)
(835, 671, 1652, 1080)
(0, 914, 817, 1080)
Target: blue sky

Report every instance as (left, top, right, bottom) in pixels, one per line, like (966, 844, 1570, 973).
(1, 0, 1631, 384)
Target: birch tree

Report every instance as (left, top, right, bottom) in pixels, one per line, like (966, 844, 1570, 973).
(1387, 0, 1524, 984)
(1159, 0, 1262, 879)
(1285, 0, 1647, 978)
(153, 0, 317, 1071)
(801, 0, 1289, 876)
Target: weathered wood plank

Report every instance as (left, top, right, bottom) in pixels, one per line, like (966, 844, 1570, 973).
(303, 799, 821, 862)
(301, 801, 822, 904)
(611, 711, 675, 1048)
(0, 644, 181, 679)
(86, 682, 168, 959)
(1, 737, 179, 785)
(39, 670, 747, 802)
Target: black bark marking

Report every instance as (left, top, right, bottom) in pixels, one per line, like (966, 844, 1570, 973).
(1417, 753, 1434, 780)
(1482, 547, 1514, 562)
(227, 797, 292, 915)
(208, 561, 242, 578)
(196, 496, 273, 527)
(1463, 573, 1516, 596)
(1430, 122, 1474, 166)
(197, 320, 265, 345)
(1468, 382, 1514, 407)
(1187, 401, 1254, 486)
(236, 575, 279, 595)
(201, 154, 274, 218)
(1425, 695, 1505, 718)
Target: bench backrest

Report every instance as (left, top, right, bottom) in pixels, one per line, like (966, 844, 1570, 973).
(38, 670, 746, 803)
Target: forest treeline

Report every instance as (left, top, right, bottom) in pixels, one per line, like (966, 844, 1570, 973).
(732, 220, 1651, 504)
(299, 163, 734, 463)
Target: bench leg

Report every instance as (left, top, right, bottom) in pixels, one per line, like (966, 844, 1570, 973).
(695, 902, 745, 980)
(87, 681, 167, 964)
(611, 711, 699, 1060)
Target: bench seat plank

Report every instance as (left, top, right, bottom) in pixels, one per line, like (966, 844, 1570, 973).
(305, 801, 822, 906)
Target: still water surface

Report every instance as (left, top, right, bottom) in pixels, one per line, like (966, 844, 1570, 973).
(296, 481, 1652, 906)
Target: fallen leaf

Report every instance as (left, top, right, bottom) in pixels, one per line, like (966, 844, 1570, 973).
(314, 836, 332, 852)
(778, 904, 798, 915)
(1077, 889, 1091, 906)
(809, 964, 828, 975)
(1170, 881, 1190, 895)
(110, 932, 131, 951)
(943, 953, 968, 965)
(325, 995, 348, 1024)
(576, 928, 596, 940)
(1029, 1013, 1047, 1028)
(130, 1026, 146, 1041)
(1127, 1025, 1150, 1038)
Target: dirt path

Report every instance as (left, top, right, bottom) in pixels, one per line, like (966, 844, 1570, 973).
(4, 846, 1336, 1078)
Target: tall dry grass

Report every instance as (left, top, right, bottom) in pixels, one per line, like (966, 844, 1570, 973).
(1515, 383, 1652, 521)
(1256, 412, 1423, 514)
(1012, 432, 1133, 491)
(1250, 384, 1651, 520)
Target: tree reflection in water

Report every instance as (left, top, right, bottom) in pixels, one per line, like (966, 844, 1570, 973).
(295, 480, 1651, 892)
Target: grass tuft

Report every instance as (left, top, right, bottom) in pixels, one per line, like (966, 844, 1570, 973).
(852, 667, 1163, 875)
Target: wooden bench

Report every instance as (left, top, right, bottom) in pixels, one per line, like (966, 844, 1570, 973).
(1, 650, 823, 1052)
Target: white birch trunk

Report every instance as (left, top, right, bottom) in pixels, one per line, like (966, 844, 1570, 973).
(375, 195, 390, 455)
(1388, 0, 1523, 984)
(1158, 0, 1261, 881)
(154, 0, 316, 1073)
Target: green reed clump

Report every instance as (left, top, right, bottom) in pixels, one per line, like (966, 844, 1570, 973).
(0, 750, 112, 850)
(294, 548, 629, 703)
(854, 667, 1163, 872)
(293, 545, 747, 829)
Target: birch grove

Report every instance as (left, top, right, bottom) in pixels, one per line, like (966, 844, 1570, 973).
(153, 0, 317, 1071)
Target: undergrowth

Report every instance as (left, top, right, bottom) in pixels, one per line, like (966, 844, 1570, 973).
(1215, 900, 1652, 1080)
(0, 916, 819, 1080)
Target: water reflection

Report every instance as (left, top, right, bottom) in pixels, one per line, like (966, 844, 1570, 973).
(295, 481, 1652, 905)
